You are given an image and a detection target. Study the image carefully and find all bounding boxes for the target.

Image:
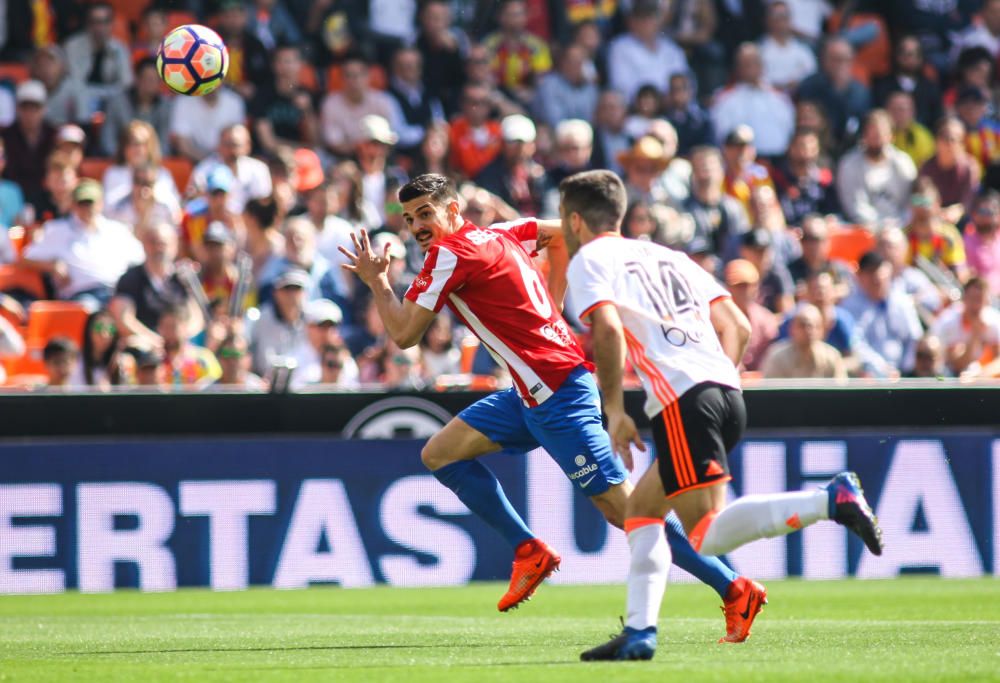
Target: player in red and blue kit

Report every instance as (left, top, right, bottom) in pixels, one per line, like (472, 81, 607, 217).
(341, 174, 764, 637)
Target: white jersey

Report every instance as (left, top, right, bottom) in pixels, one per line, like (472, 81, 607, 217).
(568, 234, 741, 418)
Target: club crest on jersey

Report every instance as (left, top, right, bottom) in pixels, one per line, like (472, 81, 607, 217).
(465, 228, 501, 246)
(412, 275, 430, 291)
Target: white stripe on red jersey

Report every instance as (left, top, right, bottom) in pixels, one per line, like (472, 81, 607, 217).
(405, 219, 587, 406)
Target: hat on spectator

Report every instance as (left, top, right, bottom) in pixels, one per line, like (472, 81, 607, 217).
(305, 298, 343, 325)
(16, 80, 46, 105)
(724, 259, 760, 286)
(372, 231, 405, 259)
(206, 165, 234, 193)
(360, 115, 399, 145)
(617, 135, 670, 171)
(203, 221, 234, 245)
(56, 124, 86, 146)
(957, 86, 988, 106)
(293, 148, 325, 193)
(131, 347, 164, 368)
(857, 250, 886, 273)
(501, 114, 537, 143)
(73, 179, 103, 204)
(274, 267, 311, 290)
(724, 124, 755, 147)
(741, 228, 773, 250)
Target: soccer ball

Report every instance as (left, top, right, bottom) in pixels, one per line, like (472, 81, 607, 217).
(156, 24, 229, 96)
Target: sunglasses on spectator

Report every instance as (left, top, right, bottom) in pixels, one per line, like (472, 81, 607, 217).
(218, 348, 246, 359)
(915, 350, 936, 361)
(324, 359, 343, 369)
(93, 322, 116, 335)
(802, 233, 826, 242)
(392, 354, 412, 366)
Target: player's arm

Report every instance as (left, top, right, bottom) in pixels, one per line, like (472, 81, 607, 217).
(533, 219, 569, 310)
(340, 230, 435, 349)
(709, 296, 752, 368)
(587, 303, 644, 469)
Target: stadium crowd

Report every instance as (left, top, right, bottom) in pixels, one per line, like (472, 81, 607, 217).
(2, 0, 1000, 391)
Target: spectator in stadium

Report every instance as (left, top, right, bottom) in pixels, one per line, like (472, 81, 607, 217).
(29, 45, 88, 129)
(53, 124, 85, 172)
(886, 91, 934, 169)
(720, 125, 774, 219)
(541, 119, 594, 217)
(904, 334, 947, 378)
(418, 315, 461, 380)
(449, 84, 503, 180)
(294, 297, 360, 388)
(711, 42, 795, 158)
(590, 89, 629, 175)
(356, 115, 405, 225)
(249, 266, 310, 377)
(258, 216, 342, 307)
(170, 85, 247, 163)
(964, 190, 1000, 298)
(662, 72, 714, 157)
(617, 134, 673, 210)
(215, 0, 272, 102)
(189, 124, 272, 215)
(481, 0, 552, 109)
(606, 0, 687, 102)
(127, 346, 166, 388)
(199, 222, 246, 315)
(905, 177, 968, 282)
(761, 303, 847, 380)
(210, 332, 267, 391)
(841, 250, 923, 378)
(740, 228, 795, 314)
(748, 184, 800, 267)
(2, 80, 56, 208)
(313, 342, 356, 388)
(78, 308, 121, 388)
(665, 0, 725, 94)
(411, 122, 452, 179)
(682, 145, 748, 263)
(63, 2, 133, 110)
(415, 0, 469, 113)
(105, 164, 178, 232)
(0, 138, 24, 229)
(320, 55, 395, 158)
(251, 44, 320, 155)
(330, 160, 380, 229)
(758, 0, 817, 93)
(377, 341, 424, 390)
(920, 117, 980, 220)
(955, 86, 1000, 173)
(836, 109, 917, 228)
(100, 57, 174, 158)
(772, 128, 839, 227)
(243, 197, 284, 279)
(875, 225, 944, 320)
(623, 84, 663, 141)
(931, 277, 1000, 378)
(951, 0, 1000, 59)
(533, 43, 598, 130)
(265, 148, 297, 229)
(131, 6, 169, 64)
(35, 151, 77, 223)
(385, 47, 446, 163)
(111, 221, 195, 349)
(246, 0, 304, 50)
(23, 179, 142, 308)
(475, 114, 545, 217)
(778, 270, 856, 359)
(157, 302, 221, 388)
(346, 295, 386, 358)
(102, 120, 181, 217)
(871, 36, 942, 129)
(787, 214, 855, 294)
(724, 258, 777, 372)
(180, 165, 242, 263)
(797, 37, 870, 150)
(42, 336, 80, 390)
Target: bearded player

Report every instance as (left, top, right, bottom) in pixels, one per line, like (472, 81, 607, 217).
(553, 170, 884, 661)
(340, 173, 766, 640)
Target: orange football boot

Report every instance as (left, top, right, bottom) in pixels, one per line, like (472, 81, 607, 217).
(719, 576, 767, 643)
(497, 538, 561, 612)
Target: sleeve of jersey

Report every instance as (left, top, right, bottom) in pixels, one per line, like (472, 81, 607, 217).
(489, 218, 538, 251)
(404, 245, 464, 313)
(567, 254, 616, 326)
(680, 253, 730, 304)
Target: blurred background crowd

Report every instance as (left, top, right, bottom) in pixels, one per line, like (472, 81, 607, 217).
(2, 0, 1000, 392)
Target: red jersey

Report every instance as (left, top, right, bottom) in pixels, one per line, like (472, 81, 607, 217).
(405, 219, 586, 406)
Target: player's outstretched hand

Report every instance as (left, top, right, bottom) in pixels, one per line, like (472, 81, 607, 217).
(606, 411, 645, 471)
(339, 229, 392, 288)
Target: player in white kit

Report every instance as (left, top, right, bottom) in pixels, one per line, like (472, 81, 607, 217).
(556, 170, 884, 661)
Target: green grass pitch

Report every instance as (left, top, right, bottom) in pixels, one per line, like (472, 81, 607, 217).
(0, 578, 997, 682)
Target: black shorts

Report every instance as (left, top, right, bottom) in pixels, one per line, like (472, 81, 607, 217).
(650, 382, 746, 498)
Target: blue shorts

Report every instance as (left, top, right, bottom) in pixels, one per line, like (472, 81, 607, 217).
(459, 366, 628, 496)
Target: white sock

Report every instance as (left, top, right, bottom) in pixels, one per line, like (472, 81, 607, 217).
(624, 522, 671, 631)
(695, 490, 829, 556)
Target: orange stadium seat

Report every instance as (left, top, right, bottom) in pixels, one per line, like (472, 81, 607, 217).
(165, 11, 199, 30)
(0, 264, 46, 300)
(108, 0, 149, 24)
(827, 226, 877, 269)
(79, 157, 113, 182)
(112, 15, 132, 44)
(25, 301, 89, 349)
(0, 63, 30, 85)
(300, 64, 319, 92)
(325, 64, 387, 92)
(163, 157, 194, 193)
(2, 353, 46, 380)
